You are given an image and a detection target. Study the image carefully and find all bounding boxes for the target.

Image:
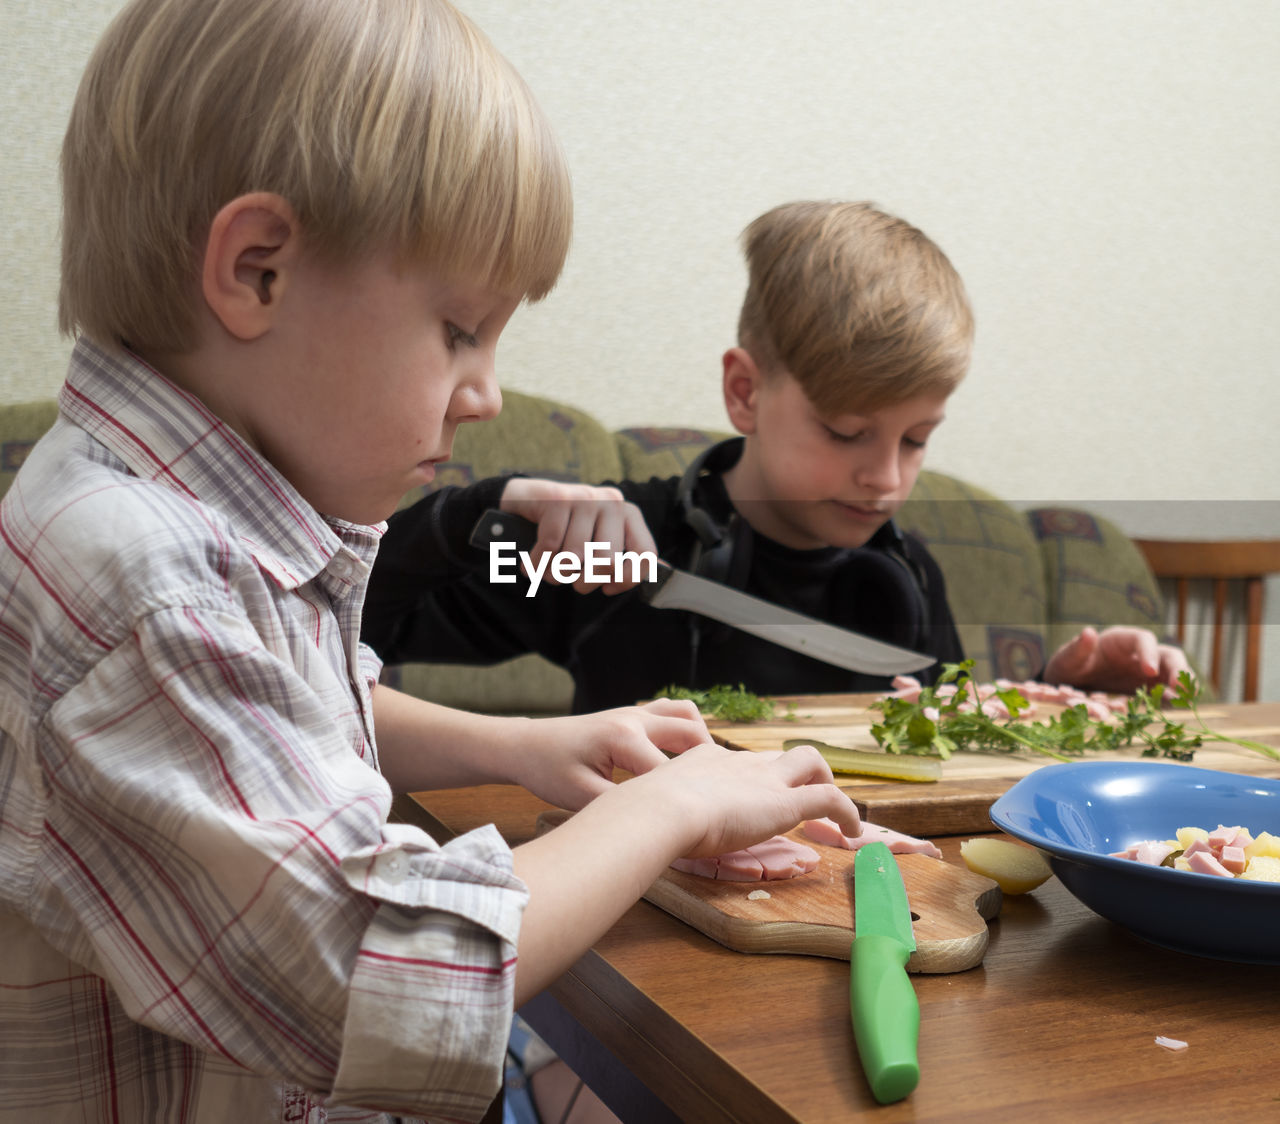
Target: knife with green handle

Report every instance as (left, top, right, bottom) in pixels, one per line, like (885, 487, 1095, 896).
(850, 841, 920, 1104)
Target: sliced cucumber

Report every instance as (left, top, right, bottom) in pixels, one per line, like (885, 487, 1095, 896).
(782, 739, 942, 783)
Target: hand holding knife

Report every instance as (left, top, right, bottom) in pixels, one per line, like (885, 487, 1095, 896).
(468, 508, 933, 676)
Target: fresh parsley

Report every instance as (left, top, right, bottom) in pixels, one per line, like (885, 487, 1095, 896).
(654, 683, 795, 724)
(870, 661, 1280, 763)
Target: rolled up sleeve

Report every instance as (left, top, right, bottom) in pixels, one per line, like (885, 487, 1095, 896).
(333, 823, 526, 1116)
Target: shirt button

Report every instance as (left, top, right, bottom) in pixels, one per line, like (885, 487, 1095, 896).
(377, 852, 407, 883)
(330, 555, 353, 579)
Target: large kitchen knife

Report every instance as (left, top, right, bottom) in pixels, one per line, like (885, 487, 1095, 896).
(850, 840, 920, 1104)
(468, 508, 933, 676)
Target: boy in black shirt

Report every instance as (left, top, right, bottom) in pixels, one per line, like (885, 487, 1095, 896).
(363, 201, 1187, 712)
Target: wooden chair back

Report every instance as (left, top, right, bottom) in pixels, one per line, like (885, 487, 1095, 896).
(1132, 539, 1280, 702)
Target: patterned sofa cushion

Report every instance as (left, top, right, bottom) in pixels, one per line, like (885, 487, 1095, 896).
(614, 426, 732, 482)
(898, 471, 1049, 683)
(1026, 506, 1166, 658)
(0, 400, 60, 497)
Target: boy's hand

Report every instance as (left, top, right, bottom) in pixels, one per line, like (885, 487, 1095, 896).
(633, 741, 862, 859)
(509, 735, 860, 1004)
(513, 698, 711, 810)
(1044, 625, 1191, 694)
(498, 479, 657, 594)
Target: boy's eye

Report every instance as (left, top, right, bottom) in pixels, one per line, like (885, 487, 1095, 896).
(446, 322, 479, 349)
(824, 425, 865, 444)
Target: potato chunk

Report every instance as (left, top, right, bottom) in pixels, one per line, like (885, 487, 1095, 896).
(1244, 831, 1280, 861)
(1176, 826, 1210, 850)
(960, 838, 1053, 894)
(1240, 855, 1280, 883)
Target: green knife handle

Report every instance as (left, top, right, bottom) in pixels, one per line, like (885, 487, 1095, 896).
(850, 934, 921, 1104)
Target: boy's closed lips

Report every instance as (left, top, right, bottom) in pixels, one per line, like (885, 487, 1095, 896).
(832, 499, 891, 525)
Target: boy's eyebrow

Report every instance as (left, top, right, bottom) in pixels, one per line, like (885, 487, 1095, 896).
(822, 404, 948, 427)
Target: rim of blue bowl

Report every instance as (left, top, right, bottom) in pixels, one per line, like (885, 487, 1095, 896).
(989, 759, 1280, 894)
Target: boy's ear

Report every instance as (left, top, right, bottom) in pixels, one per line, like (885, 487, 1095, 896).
(722, 347, 764, 435)
(201, 193, 300, 341)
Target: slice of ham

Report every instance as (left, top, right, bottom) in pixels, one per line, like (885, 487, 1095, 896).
(1134, 841, 1176, 866)
(1219, 845, 1248, 874)
(1208, 824, 1252, 850)
(1110, 840, 1176, 866)
(1181, 838, 1213, 859)
(802, 816, 943, 860)
(1185, 850, 1234, 878)
(670, 835, 820, 882)
(749, 835, 823, 879)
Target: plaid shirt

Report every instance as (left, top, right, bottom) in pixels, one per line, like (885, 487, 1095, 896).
(0, 338, 526, 1123)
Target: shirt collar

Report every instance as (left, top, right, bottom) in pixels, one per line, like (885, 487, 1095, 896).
(59, 336, 382, 591)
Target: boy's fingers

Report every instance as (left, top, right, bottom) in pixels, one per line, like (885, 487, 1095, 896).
(1158, 644, 1191, 687)
(639, 696, 707, 726)
(1131, 630, 1160, 677)
(563, 503, 600, 555)
(607, 737, 672, 778)
(577, 500, 656, 594)
(637, 713, 713, 755)
(773, 742, 837, 787)
(571, 504, 625, 592)
(794, 786, 862, 837)
(772, 746, 860, 833)
(1048, 627, 1096, 681)
(531, 506, 571, 569)
(1098, 625, 1161, 680)
(1069, 625, 1099, 662)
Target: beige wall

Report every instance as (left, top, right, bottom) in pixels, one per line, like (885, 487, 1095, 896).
(3, 0, 1278, 696)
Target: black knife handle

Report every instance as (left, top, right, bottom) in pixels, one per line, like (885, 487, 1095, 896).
(469, 508, 539, 553)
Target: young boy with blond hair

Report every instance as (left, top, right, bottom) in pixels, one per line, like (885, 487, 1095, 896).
(0, 3, 859, 1120)
(363, 200, 1188, 709)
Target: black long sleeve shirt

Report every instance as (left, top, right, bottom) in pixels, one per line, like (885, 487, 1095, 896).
(362, 452, 964, 714)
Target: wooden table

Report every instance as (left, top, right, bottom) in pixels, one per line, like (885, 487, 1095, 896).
(399, 701, 1280, 1124)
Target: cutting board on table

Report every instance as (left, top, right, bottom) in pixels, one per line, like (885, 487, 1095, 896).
(707, 694, 1280, 837)
(537, 811, 1001, 974)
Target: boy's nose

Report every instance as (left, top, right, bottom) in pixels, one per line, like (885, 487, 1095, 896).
(855, 445, 901, 493)
(451, 358, 503, 424)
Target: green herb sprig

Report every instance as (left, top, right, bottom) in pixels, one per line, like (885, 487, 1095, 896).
(869, 661, 1280, 764)
(654, 683, 795, 724)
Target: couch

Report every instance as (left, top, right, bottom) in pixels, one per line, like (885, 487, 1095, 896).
(0, 391, 1167, 715)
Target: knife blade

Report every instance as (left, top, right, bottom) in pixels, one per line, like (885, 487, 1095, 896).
(850, 840, 920, 1104)
(467, 508, 933, 675)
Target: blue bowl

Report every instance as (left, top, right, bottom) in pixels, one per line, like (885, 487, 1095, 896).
(989, 760, 1280, 963)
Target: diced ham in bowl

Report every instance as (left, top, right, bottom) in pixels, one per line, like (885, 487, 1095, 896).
(1111, 823, 1280, 881)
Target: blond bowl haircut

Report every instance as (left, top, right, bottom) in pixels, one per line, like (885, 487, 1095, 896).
(736, 201, 973, 418)
(59, 0, 573, 355)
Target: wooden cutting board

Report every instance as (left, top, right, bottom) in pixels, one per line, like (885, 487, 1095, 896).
(708, 695, 1280, 837)
(537, 811, 1001, 974)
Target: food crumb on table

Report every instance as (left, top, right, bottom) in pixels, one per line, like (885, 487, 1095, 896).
(746, 890, 771, 901)
(1154, 1035, 1189, 1051)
